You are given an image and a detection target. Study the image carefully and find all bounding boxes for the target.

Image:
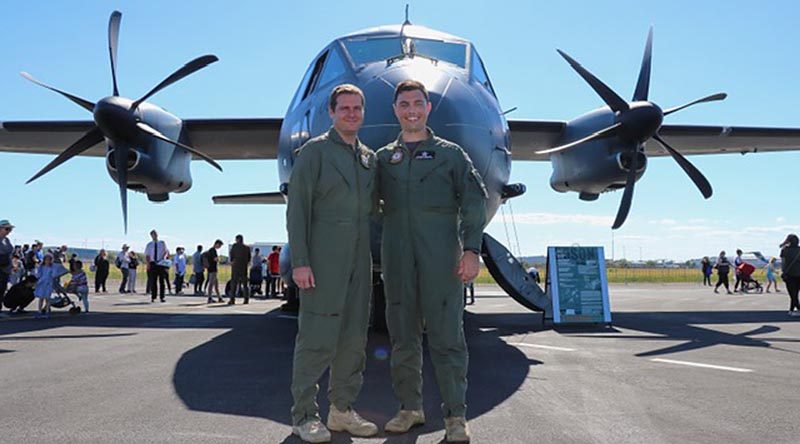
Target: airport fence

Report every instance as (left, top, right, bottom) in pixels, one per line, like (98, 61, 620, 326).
(85, 265, 775, 287)
(473, 267, 774, 285)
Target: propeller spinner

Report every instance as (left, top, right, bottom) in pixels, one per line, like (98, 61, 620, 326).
(536, 28, 725, 229)
(21, 10, 221, 232)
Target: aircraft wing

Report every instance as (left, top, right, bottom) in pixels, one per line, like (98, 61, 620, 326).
(507, 120, 800, 160)
(0, 117, 283, 160)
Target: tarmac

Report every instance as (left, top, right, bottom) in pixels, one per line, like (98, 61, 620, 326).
(1, 282, 799, 444)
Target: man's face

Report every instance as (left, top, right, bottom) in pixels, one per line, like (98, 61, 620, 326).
(0, 226, 10, 238)
(150, 231, 158, 241)
(215, 243, 222, 250)
(329, 93, 364, 138)
(394, 89, 431, 134)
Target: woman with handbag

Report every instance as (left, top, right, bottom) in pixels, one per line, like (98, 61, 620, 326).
(779, 234, 800, 316)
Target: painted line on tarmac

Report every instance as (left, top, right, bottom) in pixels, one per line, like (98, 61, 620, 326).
(651, 358, 753, 373)
(510, 342, 576, 352)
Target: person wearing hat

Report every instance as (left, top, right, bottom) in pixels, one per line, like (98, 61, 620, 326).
(117, 244, 131, 293)
(0, 219, 15, 313)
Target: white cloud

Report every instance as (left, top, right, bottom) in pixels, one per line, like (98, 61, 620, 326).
(648, 218, 678, 225)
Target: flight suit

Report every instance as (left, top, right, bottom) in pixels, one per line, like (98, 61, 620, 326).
(287, 128, 376, 426)
(377, 129, 487, 418)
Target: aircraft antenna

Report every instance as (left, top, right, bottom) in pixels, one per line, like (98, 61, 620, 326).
(403, 4, 411, 25)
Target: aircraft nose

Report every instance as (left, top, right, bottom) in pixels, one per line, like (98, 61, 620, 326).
(359, 60, 493, 149)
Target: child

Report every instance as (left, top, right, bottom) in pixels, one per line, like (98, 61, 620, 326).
(34, 253, 56, 318)
(67, 260, 90, 313)
(765, 257, 781, 293)
(9, 254, 24, 285)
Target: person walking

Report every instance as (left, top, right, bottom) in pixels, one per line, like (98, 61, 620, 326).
(0, 220, 15, 313)
(117, 244, 130, 293)
(780, 234, 800, 316)
(93, 249, 109, 293)
(145, 229, 169, 302)
(714, 251, 733, 294)
(250, 247, 263, 296)
(205, 240, 224, 303)
(733, 249, 744, 292)
(267, 245, 280, 297)
(765, 257, 781, 293)
(228, 235, 251, 305)
(192, 245, 205, 296)
(701, 256, 713, 286)
(127, 251, 138, 293)
(173, 247, 187, 295)
(287, 84, 378, 443)
(377, 80, 487, 443)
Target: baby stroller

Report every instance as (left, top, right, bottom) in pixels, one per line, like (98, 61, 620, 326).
(737, 262, 763, 294)
(50, 264, 81, 314)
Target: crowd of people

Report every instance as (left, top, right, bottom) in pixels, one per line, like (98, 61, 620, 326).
(700, 236, 800, 317)
(0, 221, 285, 317)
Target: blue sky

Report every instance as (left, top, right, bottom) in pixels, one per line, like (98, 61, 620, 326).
(1, 0, 798, 260)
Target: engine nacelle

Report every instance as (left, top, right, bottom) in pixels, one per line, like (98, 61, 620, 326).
(550, 147, 647, 195)
(106, 147, 192, 196)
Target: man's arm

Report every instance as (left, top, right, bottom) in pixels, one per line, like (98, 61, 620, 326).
(454, 147, 488, 282)
(286, 143, 320, 289)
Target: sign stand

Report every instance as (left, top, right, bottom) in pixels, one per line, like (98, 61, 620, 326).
(546, 246, 611, 325)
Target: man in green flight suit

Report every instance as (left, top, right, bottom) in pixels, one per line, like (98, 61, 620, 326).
(287, 84, 378, 443)
(377, 80, 488, 443)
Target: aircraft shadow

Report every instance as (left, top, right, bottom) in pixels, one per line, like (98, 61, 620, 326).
(569, 310, 800, 356)
(171, 309, 543, 433)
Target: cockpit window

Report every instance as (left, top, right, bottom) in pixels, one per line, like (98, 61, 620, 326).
(343, 37, 467, 68)
(471, 47, 495, 96)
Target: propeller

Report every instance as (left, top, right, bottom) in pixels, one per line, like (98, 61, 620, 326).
(537, 27, 726, 229)
(21, 10, 220, 232)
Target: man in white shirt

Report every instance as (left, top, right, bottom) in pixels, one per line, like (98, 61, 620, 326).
(144, 230, 169, 302)
(173, 247, 187, 295)
(117, 244, 130, 293)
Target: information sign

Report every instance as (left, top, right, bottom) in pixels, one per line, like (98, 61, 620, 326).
(547, 246, 611, 324)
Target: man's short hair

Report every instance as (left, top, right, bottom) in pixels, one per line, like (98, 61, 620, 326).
(329, 83, 365, 111)
(235, 234, 243, 242)
(394, 79, 429, 103)
(197, 245, 203, 251)
(150, 229, 157, 236)
(214, 239, 223, 246)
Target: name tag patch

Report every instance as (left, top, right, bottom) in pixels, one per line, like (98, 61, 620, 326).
(414, 150, 436, 160)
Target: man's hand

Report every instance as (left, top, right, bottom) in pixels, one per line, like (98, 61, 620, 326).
(457, 250, 480, 283)
(293, 266, 316, 290)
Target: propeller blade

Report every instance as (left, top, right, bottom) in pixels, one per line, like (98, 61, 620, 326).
(136, 122, 223, 172)
(652, 133, 713, 198)
(114, 145, 129, 233)
(131, 55, 219, 110)
(663, 93, 727, 116)
(632, 27, 654, 101)
(108, 11, 122, 96)
(26, 127, 104, 184)
(556, 49, 629, 113)
(20, 72, 96, 112)
(612, 148, 639, 230)
(535, 122, 621, 155)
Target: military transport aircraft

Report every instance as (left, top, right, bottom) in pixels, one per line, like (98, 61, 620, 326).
(3, 10, 800, 314)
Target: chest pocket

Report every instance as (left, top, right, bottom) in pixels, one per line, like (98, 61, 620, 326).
(317, 160, 352, 198)
(414, 159, 457, 210)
